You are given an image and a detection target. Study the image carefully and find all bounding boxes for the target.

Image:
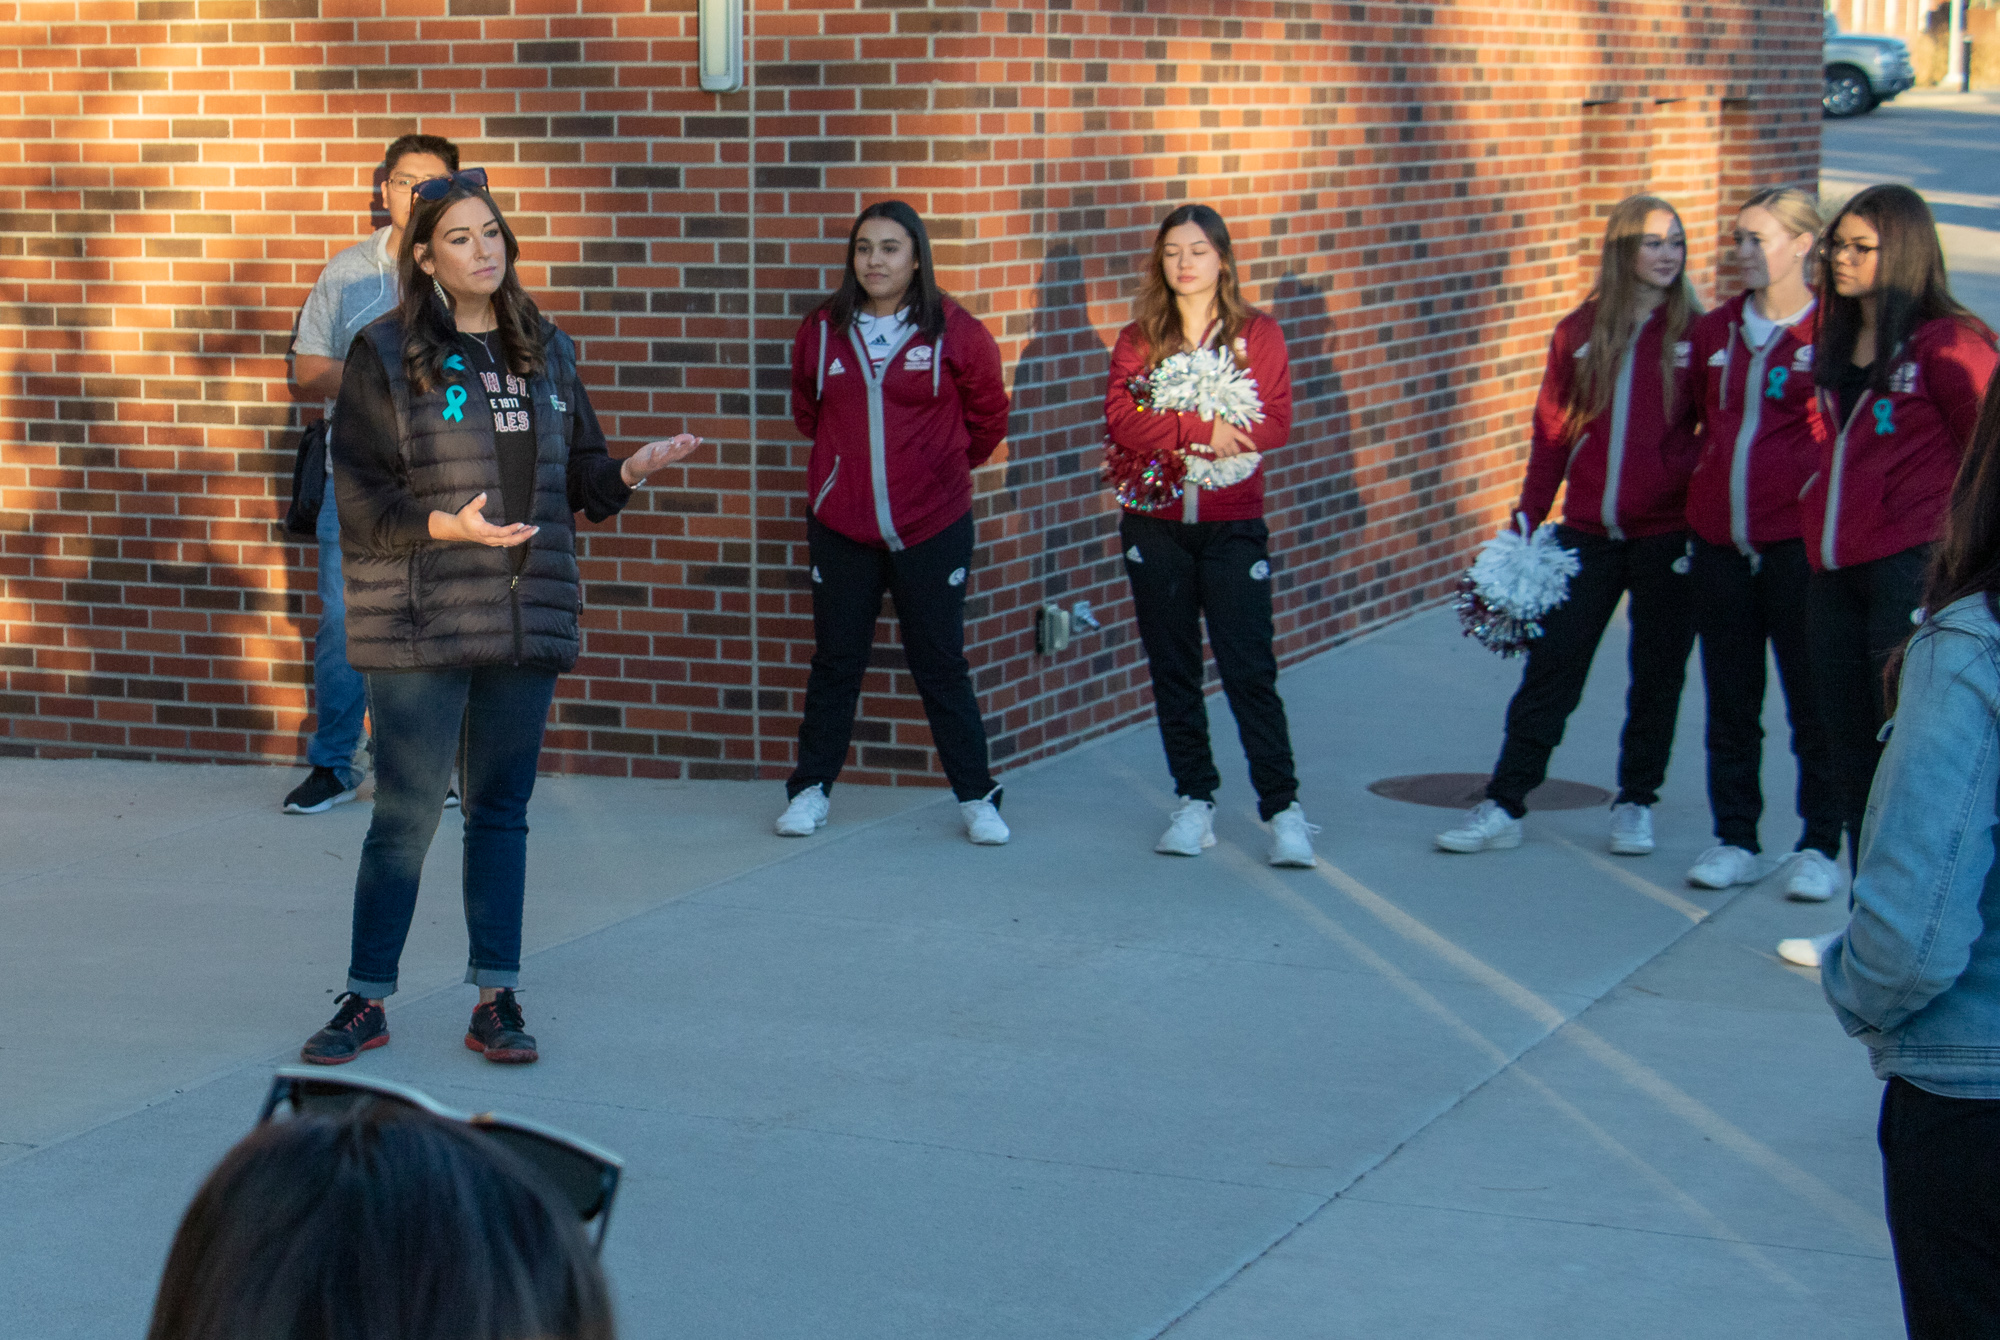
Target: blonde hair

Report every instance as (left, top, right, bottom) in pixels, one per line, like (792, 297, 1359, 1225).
(1738, 185, 1823, 242)
(1567, 194, 1702, 435)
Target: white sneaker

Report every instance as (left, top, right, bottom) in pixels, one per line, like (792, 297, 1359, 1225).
(1155, 798, 1216, 856)
(1686, 844, 1761, 889)
(1784, 849, 1844, 903)
(961, 789, 1010, 845)
(1267, 802, 1320, 868)
(1435, 799, 1523, 853)
(1608, 803, 1654, 855)
(775, 784, 829, 837)
(1777, 929, 1841, 968)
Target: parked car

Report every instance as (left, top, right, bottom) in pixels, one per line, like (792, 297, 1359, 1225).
(1825, 12, 1917, 117)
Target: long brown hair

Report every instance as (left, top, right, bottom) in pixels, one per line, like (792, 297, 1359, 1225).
(396, 180, 545, 395)
(1814, 184, 1992, 395)
(1134, 204, 1255, 370)
(1566, 195, 1701, 435)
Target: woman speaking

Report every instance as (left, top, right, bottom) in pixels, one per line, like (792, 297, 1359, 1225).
(300, 169, 701, 1066)
(776, 201, 1013, 844)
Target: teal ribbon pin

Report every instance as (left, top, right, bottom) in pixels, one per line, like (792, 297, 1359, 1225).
(1765, 368, 1788, 400)
(442, 385, 468, 422)
(444, 354, 467, 371)
(1873, 399, 1895, 435)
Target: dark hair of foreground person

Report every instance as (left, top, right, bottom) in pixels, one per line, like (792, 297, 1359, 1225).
(146, 1100, 616, 1340)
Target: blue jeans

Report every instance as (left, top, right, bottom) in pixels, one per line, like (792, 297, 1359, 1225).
(346, 664, 557, 997)
(309, 498, 370, 786)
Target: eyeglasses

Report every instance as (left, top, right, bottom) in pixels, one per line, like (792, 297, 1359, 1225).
(413, 168, 491, 202)
(1827, 241, 1878, 260)
(258, 1066, 624, 1251)
(385, 173, 448, 194)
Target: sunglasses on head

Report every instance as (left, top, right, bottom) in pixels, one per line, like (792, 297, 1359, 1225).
(414, 167, 490, 202)
(259, 1066, 624, 1251)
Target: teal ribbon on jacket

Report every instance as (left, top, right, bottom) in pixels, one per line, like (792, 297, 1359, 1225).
(442, 385, 468, 422)
(1873, 399, 1895, 435)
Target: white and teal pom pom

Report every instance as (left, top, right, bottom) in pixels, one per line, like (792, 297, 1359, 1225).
(1454, 516, 1580, 656)
(1146, 346, 1266, 429)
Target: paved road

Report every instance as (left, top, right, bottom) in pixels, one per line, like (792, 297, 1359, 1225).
(0, 608, 1895, 1338)
(1823, 89, 2000, 325)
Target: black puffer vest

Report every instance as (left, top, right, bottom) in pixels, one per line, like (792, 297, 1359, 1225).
(342, 317, 585, 673)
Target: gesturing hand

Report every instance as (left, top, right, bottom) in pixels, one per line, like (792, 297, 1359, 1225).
(621, 433, 703, 487)
(428, 493, 538, 548)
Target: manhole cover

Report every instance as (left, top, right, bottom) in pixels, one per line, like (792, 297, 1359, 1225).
(1367, 773, 1613, 811)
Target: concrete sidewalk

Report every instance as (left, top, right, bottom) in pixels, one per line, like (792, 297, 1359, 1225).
(0, 606, 1895, 1338)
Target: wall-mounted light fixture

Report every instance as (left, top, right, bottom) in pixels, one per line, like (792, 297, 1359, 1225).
(699, 0, 743, 93)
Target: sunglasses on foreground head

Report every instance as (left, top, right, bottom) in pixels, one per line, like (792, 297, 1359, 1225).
(259, 1066, 624, 1250)
(414, 167, 491, 202)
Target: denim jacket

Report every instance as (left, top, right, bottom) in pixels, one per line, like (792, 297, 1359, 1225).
(1823, 594, 2000, 1097)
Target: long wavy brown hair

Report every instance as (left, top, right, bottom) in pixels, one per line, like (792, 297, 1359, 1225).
(395, 181, 545, 395)
(1566, 195, 1701, 436)
(1134, 204, 1255, 370)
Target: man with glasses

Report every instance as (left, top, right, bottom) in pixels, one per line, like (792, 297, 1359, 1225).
(282, 134, 458, 814)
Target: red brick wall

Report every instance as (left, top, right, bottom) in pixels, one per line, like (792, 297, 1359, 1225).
(0, 0, 1822, 784)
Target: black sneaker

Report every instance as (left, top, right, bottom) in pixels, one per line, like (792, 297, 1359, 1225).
(300, 992, 389, 1065)
(284, 766, 358, 815)
(465, 989, 538, 1064)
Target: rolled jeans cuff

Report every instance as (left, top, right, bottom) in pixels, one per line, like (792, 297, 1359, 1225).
(466, 964, 520, 990)
(346, 973, 397, 999)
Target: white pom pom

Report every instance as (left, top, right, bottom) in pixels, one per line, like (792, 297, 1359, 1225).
(1454, 518, 1580, 656)
(1184, 451, 1263, 489)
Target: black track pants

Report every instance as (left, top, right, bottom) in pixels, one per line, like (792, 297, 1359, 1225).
(1486, 527, 1696, 816)
(1692, 538, 1841, 857)
(788, 512, 996, 803)
(1879, 1077, 2000, 1339)
(1120, 511, 1300, 821)
(1807, 544, 1929, 865)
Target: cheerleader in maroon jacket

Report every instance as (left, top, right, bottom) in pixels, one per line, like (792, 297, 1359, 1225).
(1777, 184, 1998, 969)
(1678, 187, 1843, 900)
(1436, 195, 1701, 857)
(1102, 204, 1318, 867)
(776, 200, 1014, 846)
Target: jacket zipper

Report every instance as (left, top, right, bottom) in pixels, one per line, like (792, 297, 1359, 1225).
(848, 322, 918, 551)
(1182, 321, 1225, 524)
(1729, 321, 1776, 562)
(813, 458, 840, 514)
(509, 545, 527, 663)
(1600, 332, 1640, 540)
(1820, 387, 1874, 572)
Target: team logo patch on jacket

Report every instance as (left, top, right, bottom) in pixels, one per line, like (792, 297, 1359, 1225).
(905, 345, 934, 370)
(1793, 346, 1814, 370)
(827, 358, 846, 377)
(1673, 341, 1692, 369)
(1890, 362, 1919, 394)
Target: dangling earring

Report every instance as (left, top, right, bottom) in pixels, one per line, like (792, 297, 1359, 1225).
(432, 277, 451, 309)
